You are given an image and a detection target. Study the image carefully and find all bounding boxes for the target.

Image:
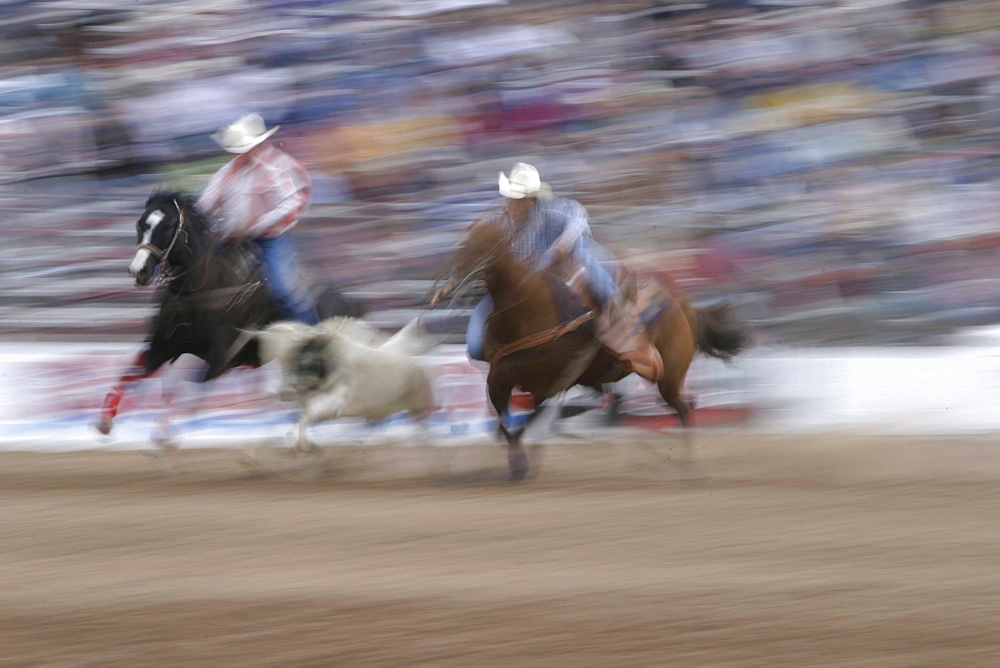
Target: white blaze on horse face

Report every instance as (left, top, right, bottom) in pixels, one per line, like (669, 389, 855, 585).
(129, 209, 165, 275)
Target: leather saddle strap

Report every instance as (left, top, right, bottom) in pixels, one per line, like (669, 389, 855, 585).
(487, 311, 595, 364)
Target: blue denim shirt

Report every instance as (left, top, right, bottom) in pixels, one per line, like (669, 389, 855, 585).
(496, 195, 592, 269)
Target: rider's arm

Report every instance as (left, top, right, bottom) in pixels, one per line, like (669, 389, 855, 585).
(546, 198, 591, 262)
(246, 159, 311, 238)
(196, 162, 233, 237)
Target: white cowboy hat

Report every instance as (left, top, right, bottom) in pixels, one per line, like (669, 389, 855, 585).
(211, 112, 279, 154)
(498, 162, 550, 199)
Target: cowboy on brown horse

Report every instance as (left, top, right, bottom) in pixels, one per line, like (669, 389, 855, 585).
(430, 162, 662, 381)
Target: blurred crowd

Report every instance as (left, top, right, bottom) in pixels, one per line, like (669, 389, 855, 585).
(2, 0, 999, 345)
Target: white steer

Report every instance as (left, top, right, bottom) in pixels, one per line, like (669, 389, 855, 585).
(255, 317, 436, 451)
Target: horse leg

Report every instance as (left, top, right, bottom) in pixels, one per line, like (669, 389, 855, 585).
(505, 428, 530, 481)
(522, 392, 564, 440)
(601, 380, 627, 426)
(94, 349, 156, 436)
(645, 341, 705, 479)
(488, 381, 514, 444)
(517, 394, 574, 479)
(488, 380, 530, 481)
(150, 358, 206, 453)
(652, 383, 708, 479)
(659, 382, 693, 428)
(151, 380, 179, 453)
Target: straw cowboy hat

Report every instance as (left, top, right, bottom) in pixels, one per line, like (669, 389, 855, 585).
(211, 112, 279, 154)
(498, 162, 551, 199)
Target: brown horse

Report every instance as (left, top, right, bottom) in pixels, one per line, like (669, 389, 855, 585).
(438, 212, 751, 480)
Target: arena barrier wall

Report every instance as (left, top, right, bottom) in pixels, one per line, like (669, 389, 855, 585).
(0, 340, 997, 451)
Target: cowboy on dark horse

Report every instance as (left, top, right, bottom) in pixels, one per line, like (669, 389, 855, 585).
(430, 161, 663, 382)
(197, 112, 320, 324)
(94, 113, 345, 444)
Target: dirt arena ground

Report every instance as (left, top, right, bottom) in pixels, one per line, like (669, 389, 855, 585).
(2, 431, 1000, 666)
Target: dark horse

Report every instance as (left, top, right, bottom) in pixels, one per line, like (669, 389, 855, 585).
(440, 212, 751, 479)
(93, 191, 363, 449)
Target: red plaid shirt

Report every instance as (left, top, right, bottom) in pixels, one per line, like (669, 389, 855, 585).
(197, 142, 311, 240)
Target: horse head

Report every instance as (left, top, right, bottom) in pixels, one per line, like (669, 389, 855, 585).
(129, 191, 202, 287)
(449, 210, 513, 288)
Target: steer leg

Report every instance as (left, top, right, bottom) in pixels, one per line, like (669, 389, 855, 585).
(294, 410, 319, 454)
(292, 386, 348, 453)
(417, 417, 454, 478)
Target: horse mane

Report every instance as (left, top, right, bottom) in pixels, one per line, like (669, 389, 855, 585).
(144, 189, 260, 291)
(145, 190, 212, 235)
(450, 208, 517, 288)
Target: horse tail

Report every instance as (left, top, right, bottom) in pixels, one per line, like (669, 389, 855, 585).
(692, 301, 752, 361)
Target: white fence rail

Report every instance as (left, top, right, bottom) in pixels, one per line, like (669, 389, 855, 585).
(1, 337, 998, 451)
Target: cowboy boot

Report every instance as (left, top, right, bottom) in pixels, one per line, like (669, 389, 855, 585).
(620, 342, 663, 383)
(596, 297, 663, 384)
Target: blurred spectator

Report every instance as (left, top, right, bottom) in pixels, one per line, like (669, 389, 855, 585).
(2, 0, 1000, 346)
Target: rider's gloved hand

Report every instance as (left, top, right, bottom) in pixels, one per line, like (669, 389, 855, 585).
(542, 241, 573, 269)
(429, 281, 453, 308)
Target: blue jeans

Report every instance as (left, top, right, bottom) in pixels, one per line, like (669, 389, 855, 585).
(254, 234, 319, 325)
(466, 244, 621, 362)
(467, 295, 492, 362)
(578, 240, 620, 308)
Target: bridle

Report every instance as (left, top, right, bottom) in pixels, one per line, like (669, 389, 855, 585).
(440, 220, 509, 308)
(137, 198, 186, 283)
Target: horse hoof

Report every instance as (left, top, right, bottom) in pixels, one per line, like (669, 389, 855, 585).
(509, 468, 529, 482)
(508, 450, 530, 481)
(155, 438, 179, 454)
(93, 418, 113, 436)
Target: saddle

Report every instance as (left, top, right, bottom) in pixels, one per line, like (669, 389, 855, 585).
(481, 257, 596, 365)
(542, 258, 665, 383)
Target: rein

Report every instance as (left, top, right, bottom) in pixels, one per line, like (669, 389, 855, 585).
(486, 310, 595, 364)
